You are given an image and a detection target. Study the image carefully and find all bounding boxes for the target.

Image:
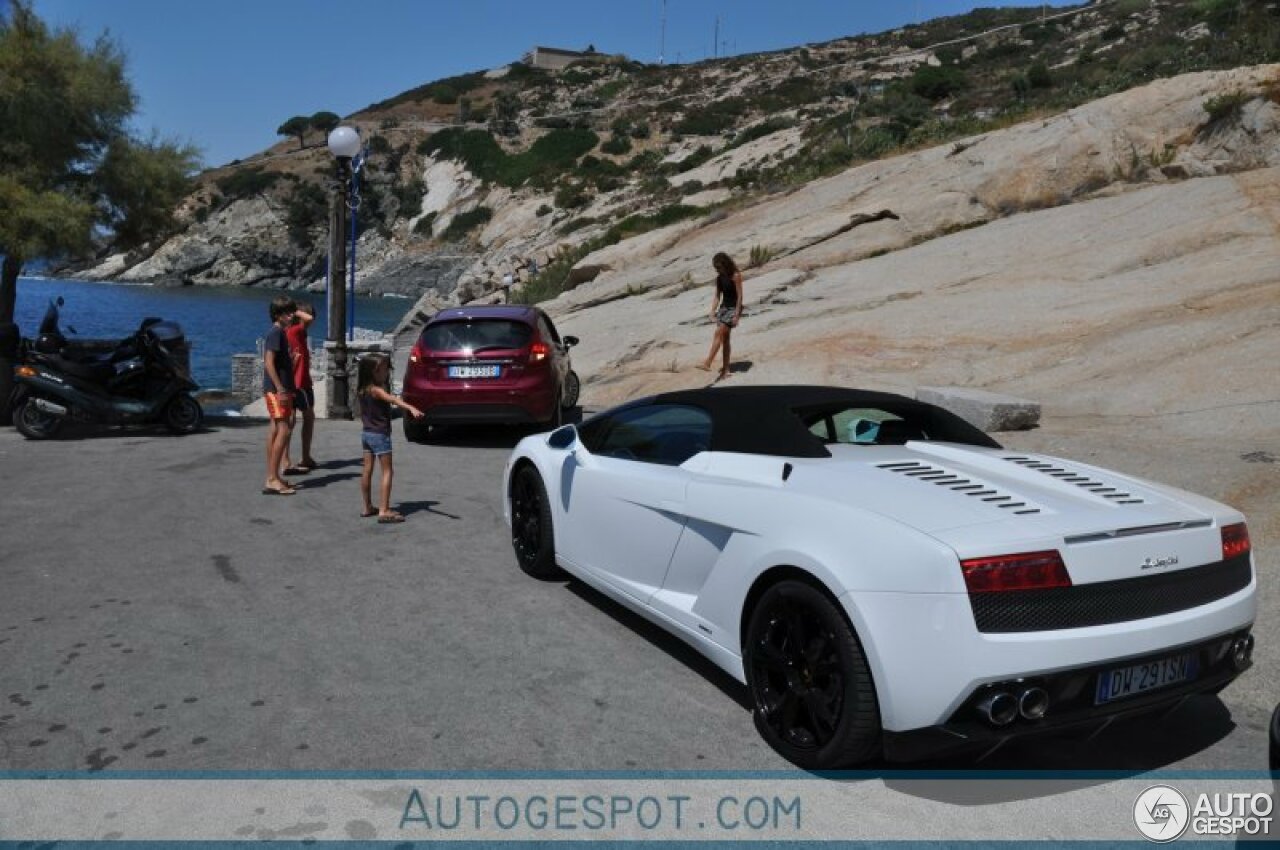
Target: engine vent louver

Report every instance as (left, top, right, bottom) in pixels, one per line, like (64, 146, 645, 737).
(876, 461, 1041, 515)
(1003, 456, 1145, 505)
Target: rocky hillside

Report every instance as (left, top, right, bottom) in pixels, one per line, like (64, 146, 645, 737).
(549, 64, 1278, 427)
(71, 0, 1280, 310)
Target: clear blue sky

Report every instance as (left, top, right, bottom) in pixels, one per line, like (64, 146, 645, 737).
(33, 0, 1069, 169)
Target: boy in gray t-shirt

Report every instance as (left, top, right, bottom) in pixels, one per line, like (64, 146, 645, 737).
(262, 295, 297, 495)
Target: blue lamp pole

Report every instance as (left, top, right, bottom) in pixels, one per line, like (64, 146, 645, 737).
(346, 146, 366, 342)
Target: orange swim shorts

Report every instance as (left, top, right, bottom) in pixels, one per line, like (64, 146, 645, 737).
(264, 391, 294, 420)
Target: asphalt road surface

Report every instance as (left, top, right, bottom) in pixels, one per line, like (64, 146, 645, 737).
(0, 418, 1274, 778)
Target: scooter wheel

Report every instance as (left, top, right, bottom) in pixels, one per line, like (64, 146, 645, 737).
(164, 394, 203, 434)
(13, 396, 64, 440)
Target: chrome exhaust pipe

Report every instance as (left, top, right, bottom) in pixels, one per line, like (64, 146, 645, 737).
(33, 398, 68, 416)
(977, 691, 1018, 726)
(1231, 638, 1250, 671)
(1018, 687, 1049, 720)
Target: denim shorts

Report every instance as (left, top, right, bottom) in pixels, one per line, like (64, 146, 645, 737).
(361, 430, 393, 457)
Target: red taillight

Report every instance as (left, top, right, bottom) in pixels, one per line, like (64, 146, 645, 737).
(960, 550, 1071, 594)
(409, 341, 424, 365)
(1221, 523, 1251, 560)
(529, 341, 550, 362)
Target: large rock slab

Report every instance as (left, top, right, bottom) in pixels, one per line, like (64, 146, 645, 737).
(916, 386, 1040, 432)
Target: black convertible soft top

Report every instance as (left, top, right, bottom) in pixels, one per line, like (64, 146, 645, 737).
(621, 385, 1002, 458)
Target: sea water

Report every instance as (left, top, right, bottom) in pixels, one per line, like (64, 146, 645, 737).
(13, 276, 411, 392)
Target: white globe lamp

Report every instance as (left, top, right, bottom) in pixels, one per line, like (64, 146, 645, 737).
(327, 126, 361, 159)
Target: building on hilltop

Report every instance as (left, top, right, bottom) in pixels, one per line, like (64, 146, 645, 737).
(522, 45, 626, 70)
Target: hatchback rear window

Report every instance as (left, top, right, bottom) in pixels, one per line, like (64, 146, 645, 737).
(422, 320, 532, 352)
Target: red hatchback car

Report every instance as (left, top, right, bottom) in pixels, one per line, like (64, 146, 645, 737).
(401, 305, 579, 440)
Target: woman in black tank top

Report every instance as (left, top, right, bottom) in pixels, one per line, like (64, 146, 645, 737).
(697, 252, 743, 381)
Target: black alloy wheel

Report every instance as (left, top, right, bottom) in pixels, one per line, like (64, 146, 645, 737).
(163, 394, 203, 434)
(745, 580, 881, 768)
(13, 396, 64, 440)
(510, 465, 559, 578)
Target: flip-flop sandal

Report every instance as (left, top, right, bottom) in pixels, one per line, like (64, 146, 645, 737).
(360, 509, 378, 518)
(377, 513, 405, 524)
(262, 486, 296, 496)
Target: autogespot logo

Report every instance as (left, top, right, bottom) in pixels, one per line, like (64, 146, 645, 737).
(1134, 785, 1190, 842)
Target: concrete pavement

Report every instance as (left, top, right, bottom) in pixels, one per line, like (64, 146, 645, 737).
(0, 418, 1273, 776)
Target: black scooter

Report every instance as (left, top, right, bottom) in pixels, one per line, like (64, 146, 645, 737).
(10, 298, 203, 439)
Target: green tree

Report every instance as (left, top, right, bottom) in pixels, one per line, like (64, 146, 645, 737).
(490, 89, 521, 137)
(1027, 61, 1053, 89)
(0, 1, 198, 422)
(910, 65, 968, 101)
(309, 110, 341, 136)
(277, 115, 310, 149)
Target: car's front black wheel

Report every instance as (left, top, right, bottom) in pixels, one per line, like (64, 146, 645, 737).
(745, 580, 881, 768)
(510, 464, 560, 579)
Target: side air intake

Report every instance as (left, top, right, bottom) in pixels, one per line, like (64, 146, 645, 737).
(1003, 456, 1144, 505)
(877, 461, 1041, 515)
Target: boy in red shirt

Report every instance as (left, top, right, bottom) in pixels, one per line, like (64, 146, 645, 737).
(281, 301, 318, 475)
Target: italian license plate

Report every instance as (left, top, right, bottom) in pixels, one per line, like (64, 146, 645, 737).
(1095, 652, 1197, 704)
(448, 365, 500, 379)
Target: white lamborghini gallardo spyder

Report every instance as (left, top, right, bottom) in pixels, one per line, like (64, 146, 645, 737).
(502, 386, 1257, 768)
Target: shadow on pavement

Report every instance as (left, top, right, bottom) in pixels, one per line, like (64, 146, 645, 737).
(397, 499, 462, 520)
(292, 471, 360, 490)
(310, 457, 362, 470)
(563, 578, 752, 713)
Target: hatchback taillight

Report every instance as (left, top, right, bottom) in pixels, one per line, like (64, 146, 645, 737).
(960, 550, 1071, 594)
(1221, 522, 1250, 560)
(529, 341, 550, 362)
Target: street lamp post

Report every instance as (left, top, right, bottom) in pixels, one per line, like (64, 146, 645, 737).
(325, 125, 361, 420)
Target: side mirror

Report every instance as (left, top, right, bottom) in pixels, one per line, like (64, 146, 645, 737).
(563, 335, 579, 347)
(547, 424, 577, 450)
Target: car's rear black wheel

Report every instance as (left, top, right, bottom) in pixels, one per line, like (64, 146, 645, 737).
(542, 395, 564, 431)
(404, 417, 430, 443)
(510, 465, 559, 579)
(745, 580, 881, 768)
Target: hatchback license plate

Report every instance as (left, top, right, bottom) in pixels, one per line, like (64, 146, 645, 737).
(1095, 652, 1197, 704)
(448, 365, 500, 379)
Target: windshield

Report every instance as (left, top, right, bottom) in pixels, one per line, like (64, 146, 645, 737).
(39, 299, 60, 335)
(421, 320, 532, 353)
